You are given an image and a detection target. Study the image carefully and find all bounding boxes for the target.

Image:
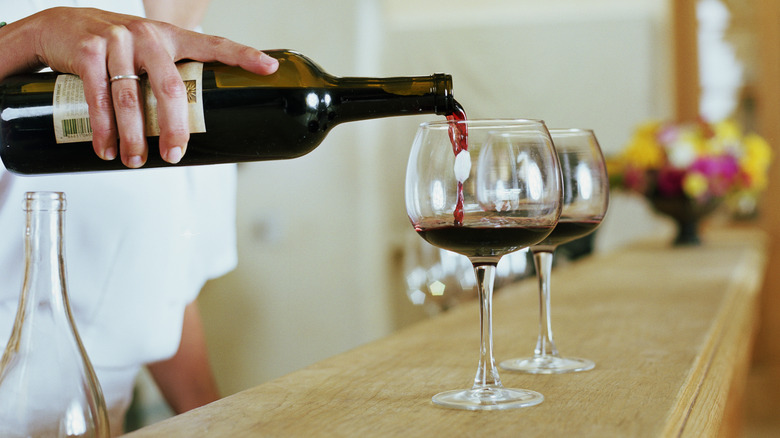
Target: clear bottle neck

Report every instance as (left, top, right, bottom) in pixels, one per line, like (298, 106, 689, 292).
(23, 192, 67, 307)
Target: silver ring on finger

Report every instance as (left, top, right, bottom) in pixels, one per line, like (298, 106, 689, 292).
(109, 74, 141, 83)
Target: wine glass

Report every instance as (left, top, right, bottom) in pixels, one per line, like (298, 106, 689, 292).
(500, 128, 609, 374)
(405, 119, 562, 410)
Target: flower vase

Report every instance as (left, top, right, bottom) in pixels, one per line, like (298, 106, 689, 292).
(648, 195, 720, 246)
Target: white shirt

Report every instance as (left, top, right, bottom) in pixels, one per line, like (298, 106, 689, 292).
(0, 0, 238, 432)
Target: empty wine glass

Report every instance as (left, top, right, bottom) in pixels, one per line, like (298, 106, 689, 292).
(405, 119, 562, 410)
(500, 128, 609, 374)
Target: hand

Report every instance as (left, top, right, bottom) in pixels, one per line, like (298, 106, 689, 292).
(3, 7, 279, 168)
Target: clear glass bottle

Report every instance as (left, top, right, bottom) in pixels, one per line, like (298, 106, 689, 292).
(0, 192, 109, 437)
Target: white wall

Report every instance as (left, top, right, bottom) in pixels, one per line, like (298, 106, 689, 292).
(197, 0, 674, 397)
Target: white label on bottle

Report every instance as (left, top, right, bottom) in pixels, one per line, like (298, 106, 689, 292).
(52, 62, 206, 144)
(53, 75, 92, 143)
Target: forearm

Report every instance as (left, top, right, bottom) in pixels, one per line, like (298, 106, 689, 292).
(0, 15, 46, 81)
(147, 300, 220, 414)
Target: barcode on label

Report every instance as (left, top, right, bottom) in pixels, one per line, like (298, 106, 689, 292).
(62, 118, 92, 137)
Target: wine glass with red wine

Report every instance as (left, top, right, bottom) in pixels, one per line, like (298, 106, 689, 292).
(405, 119, 562, 410)
(500, 128, 609, 374)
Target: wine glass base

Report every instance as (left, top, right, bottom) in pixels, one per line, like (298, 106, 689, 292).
(500, 356, 595, 374)
(432, 387, 544, 411)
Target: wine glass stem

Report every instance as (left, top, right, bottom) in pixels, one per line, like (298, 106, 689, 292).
(533, 250, 559, 358)
(471, 262, 502, 390)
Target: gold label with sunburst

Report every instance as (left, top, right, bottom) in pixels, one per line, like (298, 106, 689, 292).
(142, 62, 206, 136)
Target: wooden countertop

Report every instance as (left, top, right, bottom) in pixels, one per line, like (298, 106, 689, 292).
(125, 228, 767, 437)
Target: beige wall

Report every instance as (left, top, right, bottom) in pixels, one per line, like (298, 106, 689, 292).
(197, 0, 674, 397)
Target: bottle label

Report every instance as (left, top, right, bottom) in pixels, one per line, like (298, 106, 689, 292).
(52, 75, 92, 143)
(52, 62, 206, 144)
(142, 62, 206, 137)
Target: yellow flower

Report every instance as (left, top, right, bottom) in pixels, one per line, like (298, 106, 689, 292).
(622, 134, 664, 169)
(714, 119, 742, 142)
(740, 134, 772, 190)
(743, 161, 769, 190)
(635, 120, 662, 137)
(743, 133, 772, 165)
(682, 172, 709, 198)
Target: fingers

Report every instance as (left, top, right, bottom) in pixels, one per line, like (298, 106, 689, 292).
(109, 74, 146, 167)
(169, 30, 279, 75)
(80, 67, 119, 162)
(106, 26, 146, 168)
(213, 40, 279, 75)
(129, 21, 190, 165)
(99, 19, 190, 168)
(142, 58, 190, 165)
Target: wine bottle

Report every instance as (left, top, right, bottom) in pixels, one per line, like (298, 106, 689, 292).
(0, 50, 455, 174)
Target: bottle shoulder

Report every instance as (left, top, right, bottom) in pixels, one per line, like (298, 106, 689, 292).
(205, 49, 335, 88)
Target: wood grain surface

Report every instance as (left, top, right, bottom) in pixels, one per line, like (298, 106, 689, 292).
(125, 228, 766, 437)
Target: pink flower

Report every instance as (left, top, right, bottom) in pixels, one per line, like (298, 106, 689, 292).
(689, 155, 740, 197)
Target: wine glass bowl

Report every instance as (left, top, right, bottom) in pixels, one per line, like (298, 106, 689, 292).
(406, 119, 561, 410)
(407, 121, 562, 260)
(500, 128, 609, 374)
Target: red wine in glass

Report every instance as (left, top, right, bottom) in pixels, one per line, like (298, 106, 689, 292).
(415, 218, 554, 259)
(533, 218, 603, 250)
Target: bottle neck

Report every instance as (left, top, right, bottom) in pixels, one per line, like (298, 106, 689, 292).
(332, 73, 454, 123)
(22, 192, 67, 308)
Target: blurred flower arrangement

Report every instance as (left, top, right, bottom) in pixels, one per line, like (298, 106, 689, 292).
(608, 119, 771, 216)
